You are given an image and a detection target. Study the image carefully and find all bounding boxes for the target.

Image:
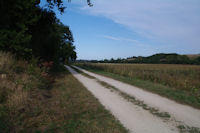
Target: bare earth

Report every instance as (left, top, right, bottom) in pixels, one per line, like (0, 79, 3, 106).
(66, 66, 200, 133)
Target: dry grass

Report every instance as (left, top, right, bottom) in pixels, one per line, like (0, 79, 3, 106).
(0, 51, 51, 132)
(0, 52, 127, 133)
(42, 69, 128, 133)
(0, 52, 14, 74)
(76, 63, 200, 108)
(79, 63, 200, 93)
(7, 89, 28, 109)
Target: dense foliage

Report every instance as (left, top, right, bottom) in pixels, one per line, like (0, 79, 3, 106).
(0, 0, 77, 64)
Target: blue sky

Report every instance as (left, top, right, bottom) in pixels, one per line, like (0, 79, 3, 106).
(53, 0, 200, 60)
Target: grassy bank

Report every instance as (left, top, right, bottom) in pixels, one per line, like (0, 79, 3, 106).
(50, 68, 127, 133)
(75, 63, 200, 109)
(0, 52, 127, 132)
(0, 52, 53, 132)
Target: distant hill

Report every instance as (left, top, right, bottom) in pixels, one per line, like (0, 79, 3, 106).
(97, 53, 200, 65)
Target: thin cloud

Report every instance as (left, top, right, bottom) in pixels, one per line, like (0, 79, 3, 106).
(103, 35, 121, 41)
(82, 0, 200, 53)
(103, 35, 139, 43)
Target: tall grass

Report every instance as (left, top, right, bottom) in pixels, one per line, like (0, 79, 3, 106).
(0, 52, 51, 132)
(0, 52, 127, 132)
(78, 63, 200, 97)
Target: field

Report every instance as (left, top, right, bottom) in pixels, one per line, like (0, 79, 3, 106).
(76, 63, 200, 108)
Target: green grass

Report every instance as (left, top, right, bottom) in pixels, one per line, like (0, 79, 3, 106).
(44, 68, 128, 133)
(75, 64, 200, 109)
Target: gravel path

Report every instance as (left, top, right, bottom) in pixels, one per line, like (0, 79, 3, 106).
(66, 65, 182, 133)
(72, 65, 200, 129)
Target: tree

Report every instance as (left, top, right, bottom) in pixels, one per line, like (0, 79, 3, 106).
(0, 0, 77, 63)
(0, 0, 40, 58)
(29, 8, 77, 63)
(43, 0, 92, 13)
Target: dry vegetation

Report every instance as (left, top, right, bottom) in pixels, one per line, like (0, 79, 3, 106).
(77, 63, 200, 108)
(0, 52, 127, 133)
(79, 63, 200, 93)
(50, 70, 127, 133)
(0, 52, 52, 132)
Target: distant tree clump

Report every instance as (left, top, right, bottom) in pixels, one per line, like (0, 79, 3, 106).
(97, 53, 200, 65)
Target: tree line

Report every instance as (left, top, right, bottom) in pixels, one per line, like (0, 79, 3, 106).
(86, 53, 200, 65)
(0, 0, 79, 66)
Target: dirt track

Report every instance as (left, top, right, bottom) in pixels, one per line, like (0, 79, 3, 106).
(66, 65, 200, 133)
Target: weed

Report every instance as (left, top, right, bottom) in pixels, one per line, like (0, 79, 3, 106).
(177, 125, 200, 133)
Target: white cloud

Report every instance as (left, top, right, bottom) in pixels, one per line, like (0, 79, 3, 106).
(103, 35, 121, 41)
(81, 0, 200, 52)
(103, 35, 139, 43)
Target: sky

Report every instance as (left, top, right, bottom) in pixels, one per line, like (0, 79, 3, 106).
(53, 0, 200, 60)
